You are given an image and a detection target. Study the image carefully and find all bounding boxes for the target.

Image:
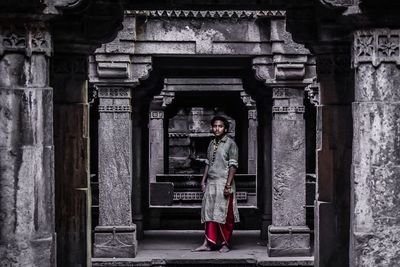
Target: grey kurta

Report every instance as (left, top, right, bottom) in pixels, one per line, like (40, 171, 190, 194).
(201, 135, 240, 224)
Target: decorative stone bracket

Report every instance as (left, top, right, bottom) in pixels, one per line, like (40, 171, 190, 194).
(305, 78, 320, 106)
(89, 55, 153, 84)
(252, 55, 316, 86)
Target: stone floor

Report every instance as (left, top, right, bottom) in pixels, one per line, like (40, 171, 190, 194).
(92, 230, 314, 266)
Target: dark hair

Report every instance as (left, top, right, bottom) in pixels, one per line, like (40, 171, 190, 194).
(211, 116, 230, 132)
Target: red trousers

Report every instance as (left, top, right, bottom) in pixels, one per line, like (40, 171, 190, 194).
(205, 195, 234, 246)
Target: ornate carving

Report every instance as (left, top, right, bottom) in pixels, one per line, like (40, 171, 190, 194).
(154, 90, 176, 108)
(98, 105, 131, 113)
(273, 88, 294, 99)
(354, 29, 400, 67)
(150, 111, 164, 119)
(173, 192, 248, 201)
(97, 87, 132, 113)
(272, 106, 305, 113)
(0, 22, 51, 57)
(128, 10, 286, 19)
(98, 88, 131, 98)
(240, 92, 256, 108)
(88, 85, 98, 105)
(95, 227, 131, 248)
(305, 79, 320, 106)
(248, 110, 257, 120)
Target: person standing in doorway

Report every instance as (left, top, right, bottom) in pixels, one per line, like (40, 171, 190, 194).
(193, 116, 240, 253)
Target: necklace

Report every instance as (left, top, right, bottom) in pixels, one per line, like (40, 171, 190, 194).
(210, 138, 222, 165)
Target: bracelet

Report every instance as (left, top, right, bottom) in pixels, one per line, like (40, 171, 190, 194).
(224, 184, 231, 188)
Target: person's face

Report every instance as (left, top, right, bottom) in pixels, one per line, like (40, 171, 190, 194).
(212, 120, 227, 137)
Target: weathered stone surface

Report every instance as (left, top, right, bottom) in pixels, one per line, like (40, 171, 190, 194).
(98, 115, 132, 226)
(351, 102, 400, 266)
(94, 226, 137, 258)
(0, 87, 55, 266)
(268, 226, 310, 257)
(272, 118, 306, 226)
(356, 64, 400, 102)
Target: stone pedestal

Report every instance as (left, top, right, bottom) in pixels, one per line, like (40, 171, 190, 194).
(94, 226, 137, 257)
(93, 86, 137, 257)
(268, 88, 310, 256)
(268, 226, 311, 256)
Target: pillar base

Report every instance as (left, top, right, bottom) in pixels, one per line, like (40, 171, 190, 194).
(267, 225, 311, 257)
(94, 225, 137, 258)
(260, 214, 271, 240)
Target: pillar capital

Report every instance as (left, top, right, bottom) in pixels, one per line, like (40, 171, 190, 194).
(353, 28, 400, 68)
(0, 21, 51, 58)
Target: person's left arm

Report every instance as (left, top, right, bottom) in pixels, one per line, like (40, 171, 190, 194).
(224, 141, 239, 197)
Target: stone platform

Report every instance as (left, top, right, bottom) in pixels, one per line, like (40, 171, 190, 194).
(92, 230, 313, 267)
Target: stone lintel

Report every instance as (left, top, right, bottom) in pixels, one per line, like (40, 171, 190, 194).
(268, 225, 311, 257)
(127, 10, 286, 19)
(94, 225, 137, 258)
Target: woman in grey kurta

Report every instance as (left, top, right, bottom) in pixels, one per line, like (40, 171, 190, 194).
(193, 116, 239, 253)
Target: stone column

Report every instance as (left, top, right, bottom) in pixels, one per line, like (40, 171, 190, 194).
(0, 21, 55, 266)
(248, 109, 258, 174)
(132, 98, 144, 239)
(93, 85, 137, 257)
(268, 87, 310, 256)
(148, 109, 165, 184)
(313, 50, 352, 267)
(52, 54, 91, 266)
(259, 98, 272, 240)
(351, 29, 400, 266)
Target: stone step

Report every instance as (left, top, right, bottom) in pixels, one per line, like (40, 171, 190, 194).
(92, 230, 313, 267)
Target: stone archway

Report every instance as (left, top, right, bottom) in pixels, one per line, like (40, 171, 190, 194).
(89, 9, 316, 260)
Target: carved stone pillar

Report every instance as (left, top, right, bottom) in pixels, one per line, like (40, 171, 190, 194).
(52, 54, 91, 267)
(351, 29, 400, 266)
(248, 109, 258, 174)
(149, 109, 165, 184)
(268, 87, 310, 256)
(93, 85, 137, 257)
(0, 21, 55, 266)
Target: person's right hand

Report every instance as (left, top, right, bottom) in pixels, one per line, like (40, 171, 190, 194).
(201, 183, 206, 192)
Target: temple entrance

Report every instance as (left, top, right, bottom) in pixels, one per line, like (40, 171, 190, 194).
(89, 10, 317, 263)
(146, 78, 259, 231)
